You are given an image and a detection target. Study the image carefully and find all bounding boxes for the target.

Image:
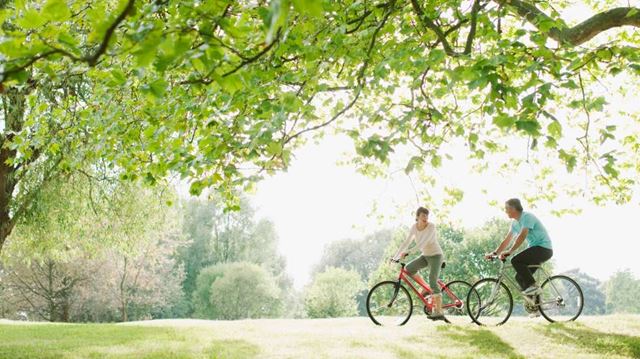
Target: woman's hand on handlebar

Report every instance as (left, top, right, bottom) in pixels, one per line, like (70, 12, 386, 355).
(390, 253, 408, 263)
(499, 250, 512, 260)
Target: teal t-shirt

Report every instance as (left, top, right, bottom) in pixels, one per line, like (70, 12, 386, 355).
(510, 212, 552, 249)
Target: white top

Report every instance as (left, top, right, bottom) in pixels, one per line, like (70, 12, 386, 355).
(393, 222, 443, 260)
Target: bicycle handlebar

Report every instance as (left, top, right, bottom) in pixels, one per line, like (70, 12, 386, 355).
(487, 253, 510, 262)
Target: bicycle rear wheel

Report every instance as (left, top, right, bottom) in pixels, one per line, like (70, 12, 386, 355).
(442, 280, 477, 325)
(538, 275, 583, 323)
(366, 281, 413, 326)
(467, 278, 513, 326)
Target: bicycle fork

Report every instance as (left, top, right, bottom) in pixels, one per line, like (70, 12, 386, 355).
(385, 279, 402, 308)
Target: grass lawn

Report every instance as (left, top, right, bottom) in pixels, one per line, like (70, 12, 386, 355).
(1, 315, 639, 358)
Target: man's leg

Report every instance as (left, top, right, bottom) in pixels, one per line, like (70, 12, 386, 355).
(511, 247, 553, 291)
(511, 248, 538, 290)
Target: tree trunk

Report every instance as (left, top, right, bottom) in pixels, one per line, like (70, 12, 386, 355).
(0, 88, 26, 253)
(46, 261, 56, 322)
(61, 298, 70, 322)
(120, 256, 128, 322)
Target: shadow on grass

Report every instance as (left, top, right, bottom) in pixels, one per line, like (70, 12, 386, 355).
(436, 325, 524, 359)
(538, 322, 640, 358)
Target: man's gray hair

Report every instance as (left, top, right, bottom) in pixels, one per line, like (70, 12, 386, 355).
(506, 198, 523, 212)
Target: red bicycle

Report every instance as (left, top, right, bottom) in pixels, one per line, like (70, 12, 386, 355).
(366, 257, 477, 326)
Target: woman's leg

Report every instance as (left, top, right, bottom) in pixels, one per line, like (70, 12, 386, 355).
(425, 254, 444, 319)
(426, 254, 443, 294)
(405, 256, 430, 291)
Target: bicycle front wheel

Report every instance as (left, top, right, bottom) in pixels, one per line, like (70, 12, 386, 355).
(442, 280, 477, 325)
(538, 275, 584, 323)
(467, 278, 513, 326)
(366, 281, 413, 326)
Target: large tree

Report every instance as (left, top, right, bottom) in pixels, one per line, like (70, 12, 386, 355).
(0, 172, 187, 322)
(177, 196, 291, 309)
(312, 229, 392, 283)
(604, 269, 640, 314)
(1, 0, 639, 253)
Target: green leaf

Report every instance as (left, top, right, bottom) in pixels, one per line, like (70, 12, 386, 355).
(558, 150, 577, 173)
(515, 119, 540, 134)
(430, 155, 441, 168)
(405, 156, 424, 174)
(109, 69, 127, 86)
(587, 96, 607, 112)
(547, 121, 562, 137)
(266, 142, 282, 156)
(292, 0, 323, 18)
(189, 180, 205, 196)
(148, 78, 168, 98)
(493, 114, 515, 128)
(43, 0, 71, 21)
(428, 49, 446, 64)
(16, 9, 47, 29)
(219, 73, 243, 94)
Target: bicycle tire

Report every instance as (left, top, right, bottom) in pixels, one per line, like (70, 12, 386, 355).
(467, 278, 513, 326)
(366, 281, 413, 326)
(442, 280, 476, 324)
(538, 275, 584, 323)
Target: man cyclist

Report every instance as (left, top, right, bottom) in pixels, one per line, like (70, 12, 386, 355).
(485, 198, 553, 303)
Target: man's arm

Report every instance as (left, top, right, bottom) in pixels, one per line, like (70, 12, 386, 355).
(495, 231, 513, 254)
(485, 231, 512, 258)
(502, 228, 529, 257)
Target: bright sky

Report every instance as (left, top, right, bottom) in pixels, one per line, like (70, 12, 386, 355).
(248, 1, 640, 290)
(250, 132, 640, 290)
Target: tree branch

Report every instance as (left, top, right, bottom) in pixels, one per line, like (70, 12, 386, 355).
(85, 0, 136, 66)
(181, 30, 281, 85)
(464, 0, 481, 55)
(410, 0, 457, 56)
(496, 1, 640, 46)
(285, 1, 396, 144)
(0, 0, 136, 82)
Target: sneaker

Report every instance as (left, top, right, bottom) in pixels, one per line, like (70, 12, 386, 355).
(528, 311, 541, 318)
(522, 285, 541, 296)
(427, 313, 447, 322)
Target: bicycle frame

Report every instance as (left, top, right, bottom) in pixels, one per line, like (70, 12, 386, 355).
(481, 259, 565, 311)
(392, 262, 463, 311)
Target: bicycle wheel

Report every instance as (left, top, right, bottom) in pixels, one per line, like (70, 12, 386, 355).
(366, 281, 413, 326)
(467, 278, 513, 326)
(442, 280, 477, 325)
(538, 275, 584, 323)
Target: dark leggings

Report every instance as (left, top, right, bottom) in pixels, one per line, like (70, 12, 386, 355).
(511, 246, 553, 290)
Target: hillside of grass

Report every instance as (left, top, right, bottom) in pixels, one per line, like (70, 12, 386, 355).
(1, 315, 639, 358)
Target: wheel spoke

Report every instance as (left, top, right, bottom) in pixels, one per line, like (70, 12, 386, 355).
(442, 281, 475, 324)
(467, 278, 513, 326)
(366, 281, 413, 326)
(539, 275, 583, 323)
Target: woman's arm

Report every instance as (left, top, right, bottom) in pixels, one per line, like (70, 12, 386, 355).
(392, 227, 415, 260)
